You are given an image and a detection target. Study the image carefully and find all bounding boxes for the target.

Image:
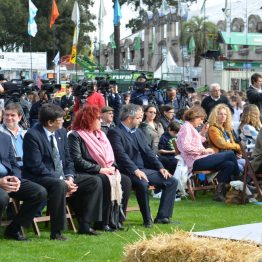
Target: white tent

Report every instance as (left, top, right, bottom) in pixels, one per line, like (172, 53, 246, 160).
(154, 51, 177, 79)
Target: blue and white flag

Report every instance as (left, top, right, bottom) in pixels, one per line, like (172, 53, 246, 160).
(28, 0, 38, 37)
(113, 0, 122, 26)
(53, 51, 60, 65)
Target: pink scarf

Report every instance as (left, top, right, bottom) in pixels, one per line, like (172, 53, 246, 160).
(77, 129, 122, 204)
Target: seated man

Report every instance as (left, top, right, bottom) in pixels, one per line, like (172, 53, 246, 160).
(100, 106, 116, 135)
(22, 103, 103, 240)
(108, 104, 178, 228)
(0, 131, 46, 241)
(0, 103, 27, 168)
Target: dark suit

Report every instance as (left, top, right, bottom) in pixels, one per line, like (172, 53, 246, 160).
(60, 95, 74, 110)
(247, 86, 262, 114)
(0, 132, 46, 231)
(22, 124, 103, 235)
(107, 124, 177, 223)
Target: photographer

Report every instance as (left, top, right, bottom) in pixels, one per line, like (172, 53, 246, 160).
(164, 86, 185, 113)
(107, 80, 123, 125)
(73, 79, 105, 113)
(130, 74, 164, 107)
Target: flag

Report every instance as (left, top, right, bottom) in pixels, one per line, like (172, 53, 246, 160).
(188, 36, 196, 54)
(110, 33, 116, 49)
(53, 51, 60, 65)
(160, 0, 169, 16)
(50, 0, 59, 28)
(113, 0, 122, 26)
(70, 28, 78, 64)
(71, 1, 80, 26)
(28, 0, 38, 37)
(134, 36, 141, 50)
(200, 0, 207, 14)
(98, 0, 107, 26)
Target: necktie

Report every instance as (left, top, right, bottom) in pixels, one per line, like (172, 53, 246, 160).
(50, 135, 64, 179)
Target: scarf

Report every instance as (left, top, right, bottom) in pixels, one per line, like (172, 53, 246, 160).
(77, 129, 122, 205)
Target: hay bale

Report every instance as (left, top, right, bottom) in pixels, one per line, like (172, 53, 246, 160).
(123, 230, 262, 262)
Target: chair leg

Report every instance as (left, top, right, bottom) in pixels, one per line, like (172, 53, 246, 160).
(187, 178, 195, 201)
(65, 205, 76, 233)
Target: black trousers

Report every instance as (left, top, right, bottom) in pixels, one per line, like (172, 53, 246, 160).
(0, 179, 47, 229)
(67, 174, 103, 224)
(129, 169, 178, 223)
(96, 173, 132, 225)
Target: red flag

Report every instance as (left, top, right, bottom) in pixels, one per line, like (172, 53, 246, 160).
(50, 0, 59, 28)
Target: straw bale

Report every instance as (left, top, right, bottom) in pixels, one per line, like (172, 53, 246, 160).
(123, 230, 262, 262)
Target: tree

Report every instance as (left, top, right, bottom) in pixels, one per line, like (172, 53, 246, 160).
(180, 16, 217, 67)
(0, 0, 96, 67)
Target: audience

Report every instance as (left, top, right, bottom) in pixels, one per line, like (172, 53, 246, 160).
(68, 105, 131, 232)
(159, 105, 175, 131)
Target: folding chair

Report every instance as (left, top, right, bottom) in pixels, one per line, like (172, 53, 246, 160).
(239, 142, 262, 203)
(32, 199, 77, 236)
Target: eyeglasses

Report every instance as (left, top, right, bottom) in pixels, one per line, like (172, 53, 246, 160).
(147, 111, 157, 114)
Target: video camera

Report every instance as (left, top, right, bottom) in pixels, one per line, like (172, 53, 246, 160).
(72, 78, 97, 98)
(176, 81, 196, 97)
(2, 79, 38, 98)
(133, 79, 169, 92)
(95, 76, 111, 95)
(41, 80, 61, 94)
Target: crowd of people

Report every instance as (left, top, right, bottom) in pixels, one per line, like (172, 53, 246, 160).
(0, 72, 262, 241)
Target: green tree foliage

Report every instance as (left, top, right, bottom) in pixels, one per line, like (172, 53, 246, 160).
(180, 16, 217, 66)
(0, 0, 96, 67)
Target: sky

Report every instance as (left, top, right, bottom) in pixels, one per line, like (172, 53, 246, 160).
(89, 0, 262, 44)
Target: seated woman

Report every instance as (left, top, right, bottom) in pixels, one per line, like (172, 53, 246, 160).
(176, 106, 240, 202)
(239, 104, 261, 153)
(139, 104, 164, 154)
(68, 105, 132, 232)
(159, 105, 175, 131)
(208, 104, 245, 174)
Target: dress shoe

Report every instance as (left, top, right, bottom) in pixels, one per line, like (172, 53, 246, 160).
(143, 220, 153, 228)
(78, 227, 101, 235)
(103, 225, 115, 232)
(50, 233, 67, 241)
(4, 229, 28, 241)
(154, 217, 170, 224)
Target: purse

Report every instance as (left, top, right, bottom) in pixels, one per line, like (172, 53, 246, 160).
(109, 201, 126, 229)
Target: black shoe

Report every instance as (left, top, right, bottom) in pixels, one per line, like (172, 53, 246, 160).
(143, 220, 153, 228)
(4, 229, 28, 241)
(154, 218, 170, 224)
(78, 227, 101, 235)
(117, 222, 125, 231)
(103, 225, 115, 232)
(50, 233, 67, 241)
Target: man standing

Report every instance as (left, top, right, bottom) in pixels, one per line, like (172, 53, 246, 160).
(23, 103, 103, 240)
(201, 83, 233, 116)
(0, 131, 46, 241)
(247, 73, 262, 113)
(60, 83, 74, 128)
(108, 104, 178, 228)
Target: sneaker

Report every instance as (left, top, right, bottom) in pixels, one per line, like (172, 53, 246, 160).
(153, 192, 162, 199)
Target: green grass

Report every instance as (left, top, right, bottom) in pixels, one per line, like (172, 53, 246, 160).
(0, 193, 261, 262)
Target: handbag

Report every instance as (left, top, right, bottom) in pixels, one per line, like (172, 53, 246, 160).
(109, 201, 126, 229)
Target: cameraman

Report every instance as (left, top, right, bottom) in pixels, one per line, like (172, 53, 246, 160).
(73, 79, 105, 113)
(107, 80, 122, 125)
(29, 90, 49, 127)
(130, 74, 164, 107)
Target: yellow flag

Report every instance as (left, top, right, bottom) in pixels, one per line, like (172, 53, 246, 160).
(70, 45, 77, 64)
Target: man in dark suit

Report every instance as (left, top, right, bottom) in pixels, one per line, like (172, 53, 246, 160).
(0, 131, 47, 241)
(23, 103, 103, 240)
(108, 104, 178, 228)
(247, 73, 262, 114)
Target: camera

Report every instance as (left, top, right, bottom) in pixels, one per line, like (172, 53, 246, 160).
(133, 79, 168, 92)
(176, 81, 196, 97)
(41, 80, 61, 94)
(72, 79, 97, 97)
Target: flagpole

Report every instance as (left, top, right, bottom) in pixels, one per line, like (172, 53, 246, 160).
(29, 36, 33, 79)
(98, 0, 102, 73)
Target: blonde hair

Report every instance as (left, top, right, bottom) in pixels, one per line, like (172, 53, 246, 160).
(208, 104, 233, 130)
(239, 104, 261, 131)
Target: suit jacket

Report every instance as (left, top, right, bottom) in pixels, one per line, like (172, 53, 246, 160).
(0, 131, 21, 178)
(22, 123, 75, 180)
(247, 86, 262, 113)
(107, 125, 163, 175)
(60, 95, 74, 110)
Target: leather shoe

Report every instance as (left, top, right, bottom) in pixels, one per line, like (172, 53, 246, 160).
(143, 220, 153, 228)
(78, 228, 101, 236)
(103, 225, 115, 232)
(50, 233, 67, 241)
(154, 218, 170, 224)
(4, 229, 28, 241)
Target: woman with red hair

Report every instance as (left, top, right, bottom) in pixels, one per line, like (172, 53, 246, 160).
(68, 105, 131, 232)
